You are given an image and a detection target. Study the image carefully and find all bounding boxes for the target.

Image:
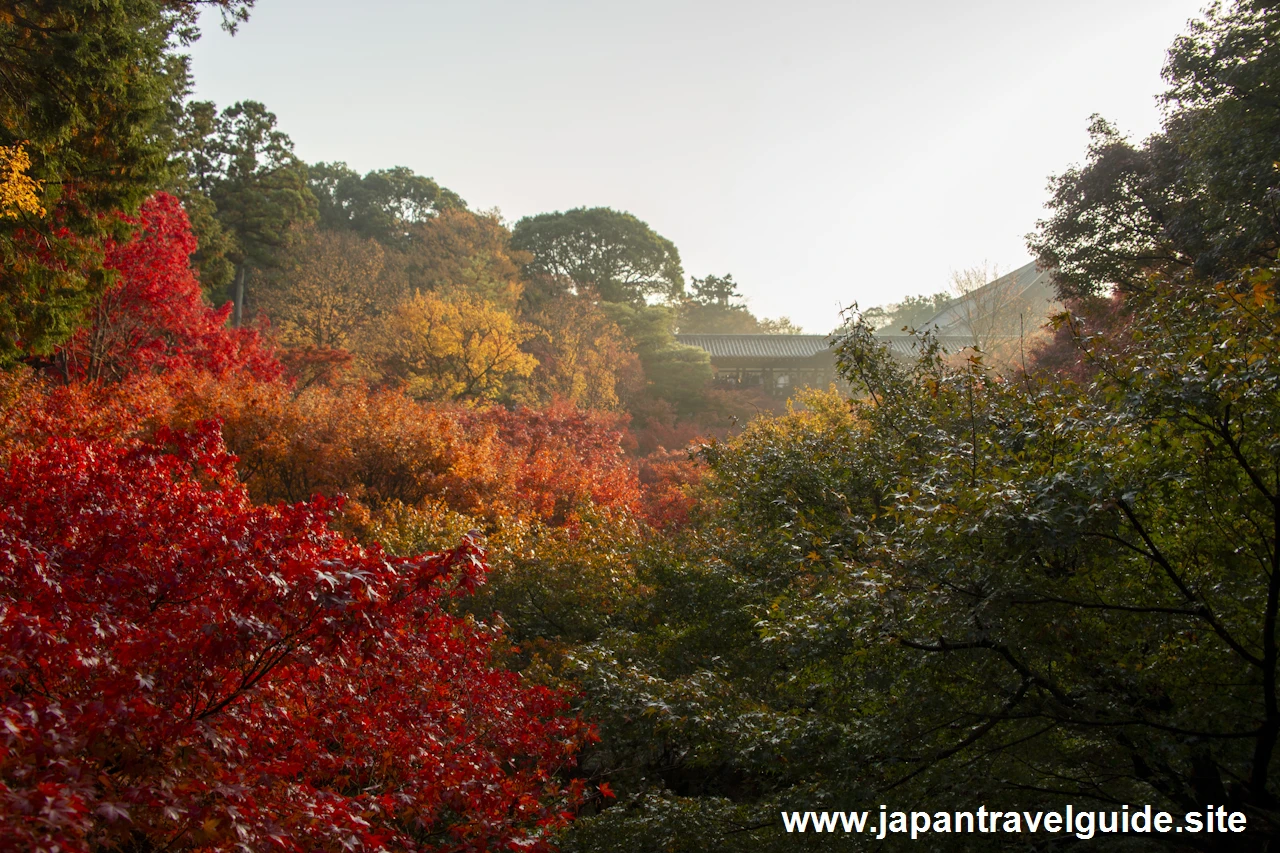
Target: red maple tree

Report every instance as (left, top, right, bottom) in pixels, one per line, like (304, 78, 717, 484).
(54, 192, 281, 383)
(0, 416, 591, 852)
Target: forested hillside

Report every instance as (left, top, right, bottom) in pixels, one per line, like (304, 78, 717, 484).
(2, 1, 1279, 851)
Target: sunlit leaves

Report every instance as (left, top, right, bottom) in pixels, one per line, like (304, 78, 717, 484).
(0, 145, 42, 219)
(370, 290, 537, 403)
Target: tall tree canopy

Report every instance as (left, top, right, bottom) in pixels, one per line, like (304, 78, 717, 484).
(1029, 0, 1280, 298)
(254, 226, 391, 352)
(512, 207, 685, 306)
(308, 161, 464, 244)
(863, 290, 953, 332)
(175, 99, 317, 320)
(523, 294, 642, 411)
(0, 0, 253, 362)
(369, 290, 537, 403)
(390, 207, 528, 310)
(602, 304, 711, 413)
(678, 273, 758, 334)
(677, 273, 802, 334)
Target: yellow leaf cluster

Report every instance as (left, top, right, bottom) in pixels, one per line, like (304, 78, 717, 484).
(370, 290, 536, 402)
(523, 295, 641, 410)
(0, 144, 45, 219)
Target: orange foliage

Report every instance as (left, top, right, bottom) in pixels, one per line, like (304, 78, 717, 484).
(392, 208, 529, 311)
(2, 369, 644, 526)
(0, 369, 174, 458)
(1, 362, 694, 538)
(636, 446, 704, 529)
(461, 403, 643, 524)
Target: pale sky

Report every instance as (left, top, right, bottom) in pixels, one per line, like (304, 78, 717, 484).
(188, 0, 1208, 333)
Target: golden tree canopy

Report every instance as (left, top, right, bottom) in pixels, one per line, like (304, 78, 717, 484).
(370, 291, 536, 402)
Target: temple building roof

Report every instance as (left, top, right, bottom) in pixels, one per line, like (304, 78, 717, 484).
(914, 261, 1056, 336)
(674, 334, 833, 360)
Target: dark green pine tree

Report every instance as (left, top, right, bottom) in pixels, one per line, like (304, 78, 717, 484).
(174, 99, 317, 323)
(0, 0, 254, 364)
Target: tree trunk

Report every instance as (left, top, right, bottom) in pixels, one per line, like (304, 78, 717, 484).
(233, 265, 246, 328)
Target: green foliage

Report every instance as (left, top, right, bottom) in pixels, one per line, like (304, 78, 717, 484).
(605, 304, 712, 412)
(308, 160, 464, 244)
(862, 291, 952, 332)
(471, 512, 648, 654)
(1029, 1, 1280, 297)
(549, 389, 882, 849)
(805, 272, 1277, 839)
(688, 273, 741, 308)
(685, 305, 766, 335)
(756, 315, 804, 335)
(678, 273, 804, 335)
(513, 207, 685, 306)
(0, 0, 250, 362)
(680, 274, 766, 334)
(174, 99, 317, 311)
(559, 272, 1280, 850)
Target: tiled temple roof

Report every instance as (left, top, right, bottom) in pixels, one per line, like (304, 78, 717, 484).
(675, 334, 833, 360)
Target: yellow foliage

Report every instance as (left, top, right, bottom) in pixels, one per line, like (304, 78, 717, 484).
(523, 295, 642, 410)
(369, 291, 536, 402)
(0, 144, 45, 219)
